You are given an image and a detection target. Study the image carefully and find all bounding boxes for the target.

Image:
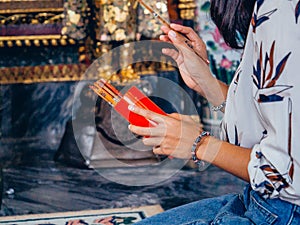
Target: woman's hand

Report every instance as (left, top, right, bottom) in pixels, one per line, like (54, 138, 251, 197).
(128, 105, 202, 159)
(160, 24, 208, 65)
(160, 24, 213, 93)
(160, 23, 229, 107)
(128, 106, 251, 181)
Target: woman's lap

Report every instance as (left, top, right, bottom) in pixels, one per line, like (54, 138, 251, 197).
(134, 193, 250, 225)
(134, 185, 300, 225)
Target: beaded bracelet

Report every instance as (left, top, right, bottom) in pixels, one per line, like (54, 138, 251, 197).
(191, 131, 210, 168)
(211, 101, 226, 112)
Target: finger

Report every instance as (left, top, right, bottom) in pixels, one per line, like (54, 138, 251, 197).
(167, 30, 187, 44)
(152, 145, 165, 155)
(128, 124, 157, 137)
(169, 24, 208, 61)
(163, 25, 195, 48)
(168, 113, 182, 120)
(169, 25, 207, 58)
(162, 48, 180, 60)
(170, 23, 200, 42)
(152, 145, 160, 151)
(153, 146, 174, 158)
(159, 34, 171, 43)
(166, 31, 199, 57)
(128, 105, 164, 124)
(143, 137, 163, 146)
(161, 25, 171, 34)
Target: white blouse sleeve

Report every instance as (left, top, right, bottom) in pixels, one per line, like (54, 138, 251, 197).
(247, 0, 300, 202)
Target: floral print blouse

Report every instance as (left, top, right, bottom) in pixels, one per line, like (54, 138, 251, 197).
(221, 0, 300, 205)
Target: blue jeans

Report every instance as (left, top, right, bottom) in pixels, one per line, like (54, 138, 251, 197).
(134, 185, 300, 224)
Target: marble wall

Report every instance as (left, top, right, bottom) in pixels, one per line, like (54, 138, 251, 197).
(0, 71, 202, 167)
(0, 82, 76, 166)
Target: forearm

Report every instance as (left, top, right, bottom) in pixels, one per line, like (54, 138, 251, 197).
(204, 79, 228, 107)
(193, 75, 229, 107)
(198, 136, 251, 182)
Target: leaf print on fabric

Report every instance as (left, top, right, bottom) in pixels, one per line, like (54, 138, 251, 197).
(260, 164, 290, 193)
(232, 66, 242, 94)
(287, 98, 294, 181)
(296, 0, 300, 23)
(223, 122, 229, 142)
(255, 150, 292, 196)
(256, 0, 265, 11)
(220, 122, 241, 145)
(234, 126, 241, 146)
(269, 53, 291, 88)
(251, 0, 277, 33)
(255, 180, 274, 196)
(252, 41, 293, 102)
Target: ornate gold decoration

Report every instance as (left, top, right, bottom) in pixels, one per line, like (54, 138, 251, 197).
(178, 0, 196, 20)
(0, 35, 77, 47)
(0, 1, 68, 48)
(61, 0, 90, 40)
(0, 0, 180, 84)
(0, 12, 63, 25)
(0, 62, 175, 85)
(0, 0, 63, 14)
(0, 0, 92, 84)
(0, 63, 89, 84)
(94, 0, 136, 42)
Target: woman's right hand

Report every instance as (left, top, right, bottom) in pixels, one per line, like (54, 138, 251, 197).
(127, 105, 203, 160)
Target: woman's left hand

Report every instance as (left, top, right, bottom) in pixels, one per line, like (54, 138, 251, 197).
(128, 105, 202, 159)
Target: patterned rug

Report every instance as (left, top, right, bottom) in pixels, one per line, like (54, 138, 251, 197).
(0, 205, 163, 225)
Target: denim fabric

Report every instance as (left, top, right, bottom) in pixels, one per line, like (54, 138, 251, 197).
(134, 185, 300, 225)
(243, 185, 300, 225)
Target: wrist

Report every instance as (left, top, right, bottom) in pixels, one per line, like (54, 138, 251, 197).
(195, 133, 211, 161)
(191, 131, 210, 168)
(197, 135, 222, 165)
(200, 76, 227, 103)
(211, 101, 226, 112)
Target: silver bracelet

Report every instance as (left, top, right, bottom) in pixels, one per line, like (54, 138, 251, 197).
(211, 101, 226, 112)
(191, 131, 210, 168)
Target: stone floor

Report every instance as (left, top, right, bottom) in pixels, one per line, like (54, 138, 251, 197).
(0, 147, 246, 217)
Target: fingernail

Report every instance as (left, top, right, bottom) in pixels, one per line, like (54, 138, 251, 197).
(169, 30, 176, 38)
(128, 124, 131, 130)
(128, 104, 135, 111)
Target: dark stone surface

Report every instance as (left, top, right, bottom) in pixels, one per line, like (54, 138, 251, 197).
(0, 82, 76, 167)
(0, 148, 246, 216)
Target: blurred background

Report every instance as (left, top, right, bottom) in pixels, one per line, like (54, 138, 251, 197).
(0, 0, 244, 216)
